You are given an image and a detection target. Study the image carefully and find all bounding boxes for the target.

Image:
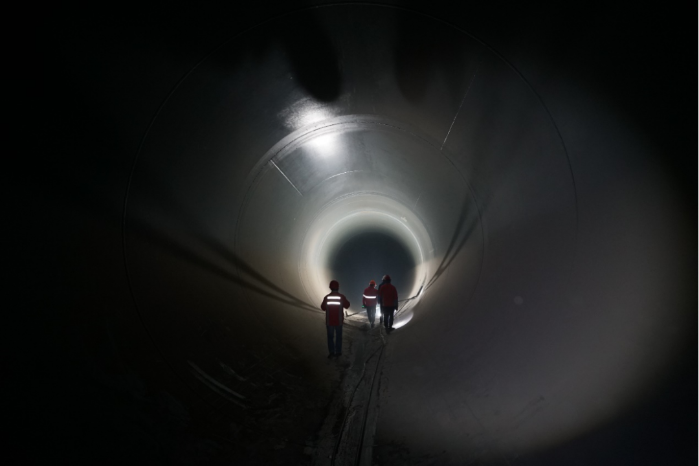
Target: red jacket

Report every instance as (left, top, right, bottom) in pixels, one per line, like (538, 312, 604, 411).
(362, 286, 378, 307)
(321, 292, 350, 326)
(378, 283, 398, 308)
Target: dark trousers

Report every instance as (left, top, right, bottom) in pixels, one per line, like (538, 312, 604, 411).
(381, 306, 395, 329)
(366, 305, 376, 325)
(326, 325, 343, 354)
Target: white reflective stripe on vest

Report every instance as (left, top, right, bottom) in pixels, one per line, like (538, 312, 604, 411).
(327, 296, 341, 300)
(363, 294, 376, 299)
(327, 302, 341, 305)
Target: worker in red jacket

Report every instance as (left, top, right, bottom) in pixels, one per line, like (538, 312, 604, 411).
(321, 280, 350, 358)
(362, 279, 378, 328)
(378, 274, 398, 332)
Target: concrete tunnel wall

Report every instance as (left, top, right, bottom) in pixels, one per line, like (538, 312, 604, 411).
(33, 2, 695, 465)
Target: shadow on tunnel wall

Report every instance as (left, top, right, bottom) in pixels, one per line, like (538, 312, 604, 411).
(276, 10, 342, 102)
(231, 8, 342, 102)
(394, 10, 479, 105)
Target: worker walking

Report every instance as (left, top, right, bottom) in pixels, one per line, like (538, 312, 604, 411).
(321, 280, 350, 358)
(378, 274, 398, 332)
(377, 275, 389, 325)
(362, 280, 378, 328)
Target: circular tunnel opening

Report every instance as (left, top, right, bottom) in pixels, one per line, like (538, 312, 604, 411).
(297, 192, 435, 313)
(328, 230, 417, 305)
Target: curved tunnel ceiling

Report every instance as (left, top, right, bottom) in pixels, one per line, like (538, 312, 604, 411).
(37, 3, 695, 465)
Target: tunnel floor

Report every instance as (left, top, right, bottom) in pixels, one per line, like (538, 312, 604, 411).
(224, 313, 391, 466)
(176, 314, 392, 466)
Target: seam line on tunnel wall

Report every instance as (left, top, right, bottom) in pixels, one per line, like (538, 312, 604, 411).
(441, 63, 479, 151)
(270, 160, 303, 196)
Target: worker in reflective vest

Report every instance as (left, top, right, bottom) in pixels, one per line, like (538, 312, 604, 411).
(321, 280, 350, 358)
(362, 280, 379, 328)
(378, 274, 398, 332)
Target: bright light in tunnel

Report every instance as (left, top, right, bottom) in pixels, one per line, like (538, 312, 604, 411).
(277, 97, 336, 130)
(308, 133, 339, 157)
(392, 310, 413, 329)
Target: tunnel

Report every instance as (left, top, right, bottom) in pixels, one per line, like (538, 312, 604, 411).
(33, 2, 695, 465)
